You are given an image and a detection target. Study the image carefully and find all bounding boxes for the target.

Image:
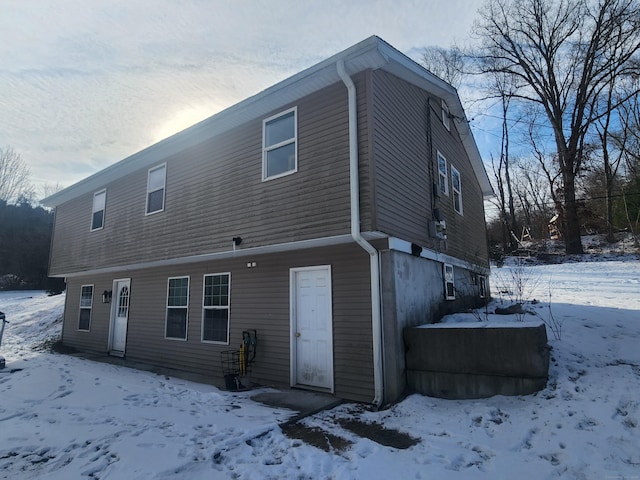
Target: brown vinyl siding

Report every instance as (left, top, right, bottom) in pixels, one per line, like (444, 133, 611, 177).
(370, 70, 489, 267)
(49, 76, 374, 276)
(61, 244, 374, 403)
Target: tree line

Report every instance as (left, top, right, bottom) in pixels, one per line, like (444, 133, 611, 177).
(423, 0, 640, 254)
(0, 146, 64, 292)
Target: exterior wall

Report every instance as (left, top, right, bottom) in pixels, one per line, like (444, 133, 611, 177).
(62, 243, 375, 403)
(370, 70, 489, 269)
(50, 73, 372, 277)
(380, 250, 488, 403)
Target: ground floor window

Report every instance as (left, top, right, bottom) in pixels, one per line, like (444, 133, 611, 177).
(78, 285, 93, 331)
(166, 276, 189, 340)
(202, 273, 230, 343)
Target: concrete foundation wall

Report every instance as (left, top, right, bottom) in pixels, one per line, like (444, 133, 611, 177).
(380, 250, 487, 404)
(404, 323, 549, 399)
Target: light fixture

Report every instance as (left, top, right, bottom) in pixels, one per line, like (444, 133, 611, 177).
(102, 290, 112, 304)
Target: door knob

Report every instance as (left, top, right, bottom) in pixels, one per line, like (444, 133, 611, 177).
(296, 332, 301, 337)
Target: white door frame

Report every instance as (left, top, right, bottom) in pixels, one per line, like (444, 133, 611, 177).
(289, 265, 334, 392)
(108, 278, 131, 356)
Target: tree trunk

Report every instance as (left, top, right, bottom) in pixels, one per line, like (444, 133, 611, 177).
(562, 172, 584, 254)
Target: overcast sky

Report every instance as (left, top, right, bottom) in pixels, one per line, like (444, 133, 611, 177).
(0, 1, 492, 196)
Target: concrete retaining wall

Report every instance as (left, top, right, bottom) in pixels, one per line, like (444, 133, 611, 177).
(404, 323, 549, 399)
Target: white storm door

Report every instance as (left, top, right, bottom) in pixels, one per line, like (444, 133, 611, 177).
(291, 266, 333, 391)
(110, 279, 130, 355)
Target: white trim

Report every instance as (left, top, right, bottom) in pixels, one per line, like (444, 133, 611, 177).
(165, 275, 190, 341)
(262, 106, 298, 181)
(90, 189, 106, 231)
(145, 163, 166, 215)
(451, 164, 463, 215)
(437, 151, 449, 196)
(201, 272, 231, 345)
(289, 265, 334, 393)
(78, 284, 93, 331)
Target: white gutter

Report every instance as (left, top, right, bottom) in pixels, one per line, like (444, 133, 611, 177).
(336, 60, 384, 407)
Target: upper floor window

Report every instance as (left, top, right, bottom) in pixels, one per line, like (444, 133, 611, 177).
(451, 165, 463, 215)
(437, 152, 449, 196)
(78, 284, 93, 331)
(202, 273, 230, 344)
(263, 107, 297, 181)
(146, 164, 166, 215)
(91, 189, 106, 231)
(441, 100, 450, 131)
(165, 276, 189, 340)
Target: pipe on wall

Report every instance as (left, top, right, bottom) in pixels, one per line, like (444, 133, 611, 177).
(336, 60, 384, 407)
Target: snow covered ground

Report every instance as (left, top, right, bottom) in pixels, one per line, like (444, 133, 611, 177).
(0, 257, 639, 479)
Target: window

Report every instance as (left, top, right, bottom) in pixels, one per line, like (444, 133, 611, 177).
(263, 107, 297, 180)
(444, 264, 455, 300)
(91, 190, 106, 231)
(442, 100, 450, 131)
(202, 273, 230, 343)
(165, 276, 189, 340)
(437, 152, 448, 196)
(146, 164, 166, 215)
(451, 165, 463, 215)
(479, 275, 487, 298)
(78, 285, 93, 331)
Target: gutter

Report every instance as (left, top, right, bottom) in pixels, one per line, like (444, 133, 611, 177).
(336, 60, 384, 408)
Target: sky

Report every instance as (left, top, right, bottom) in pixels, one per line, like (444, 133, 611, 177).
(1, 253, 639, 478)
(0, 0, 492, 197)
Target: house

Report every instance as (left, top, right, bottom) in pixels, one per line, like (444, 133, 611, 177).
(42, 36, 493, 406)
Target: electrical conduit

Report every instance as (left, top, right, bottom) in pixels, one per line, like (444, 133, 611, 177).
(336, 60, 384, 407)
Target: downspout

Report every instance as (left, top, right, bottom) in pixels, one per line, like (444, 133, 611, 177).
(336, 60, 384, 407)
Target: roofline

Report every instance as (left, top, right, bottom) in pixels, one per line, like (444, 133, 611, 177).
(42, 35, 492, 206)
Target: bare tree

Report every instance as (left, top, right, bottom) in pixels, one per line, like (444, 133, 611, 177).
(0, 146, 34, 203)
(474, 0, 640, 254)
(421, 45, 465, 89)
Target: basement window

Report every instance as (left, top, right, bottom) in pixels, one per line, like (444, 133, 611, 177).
(78, 285, 93, 331)
(444, 264, 455, 300)
(479, 275, 487, 298)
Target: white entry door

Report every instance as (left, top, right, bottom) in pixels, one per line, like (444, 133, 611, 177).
(290, 266, 333, 391)
(110, 279, 131, 356)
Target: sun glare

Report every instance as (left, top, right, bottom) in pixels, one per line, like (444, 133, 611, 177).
(153, 106, 219, 142)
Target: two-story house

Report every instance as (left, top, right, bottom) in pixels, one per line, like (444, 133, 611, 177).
(42, 36, 493, 406)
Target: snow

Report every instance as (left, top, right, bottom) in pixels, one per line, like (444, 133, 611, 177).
(1, 258, 639, 479)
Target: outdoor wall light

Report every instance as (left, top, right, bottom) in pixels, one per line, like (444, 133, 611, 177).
(102, 290, 112, 304)
(232, 236, 242, 246)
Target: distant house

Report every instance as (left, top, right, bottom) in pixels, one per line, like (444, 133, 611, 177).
(42, 36, 493, 406)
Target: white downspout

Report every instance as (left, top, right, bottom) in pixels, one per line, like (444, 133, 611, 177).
(336, 60, 384, 407)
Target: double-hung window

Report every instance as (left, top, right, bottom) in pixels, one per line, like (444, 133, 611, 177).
(437, 152, 448, 196)
(91, 190, 106, 231)
(202, 273, 230, 344)
(166, 276, 189, 340)
(263, 107, 297, 180)
(442, 100, 450, 131)
(451, 165, 463, 215)
(78, 285, 93, 331)
(146, 164, 166, 215)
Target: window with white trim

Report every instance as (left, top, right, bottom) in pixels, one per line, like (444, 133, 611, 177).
(442, 100, 450, 131)
(263, 107, 297, 180)
(479, 275, 487, 298)
(146, 164, 166, 215)
(202, 273, 230, 344)
(78, 285, 93, 331)
(91, 189, 106, 231)
(437, 152, 448, 196)
(165, 276, 189, 340)
(444, 264, 455, 300)
(451, 165, 463, 215)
